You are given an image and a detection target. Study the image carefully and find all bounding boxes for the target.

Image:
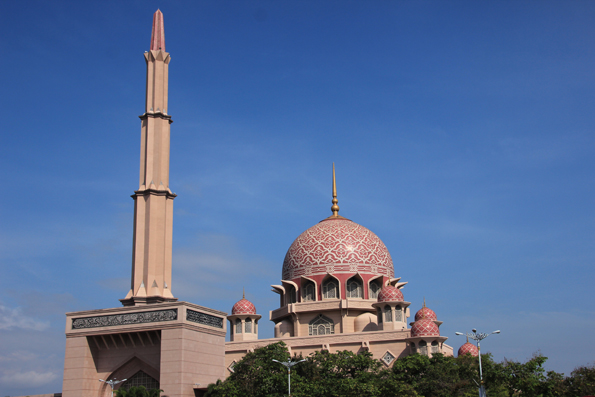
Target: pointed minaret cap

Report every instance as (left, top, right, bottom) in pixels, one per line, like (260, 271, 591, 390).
(151, 9, 165, 51)
(324, 163, 347, 220)
(331, 163, 340, 216)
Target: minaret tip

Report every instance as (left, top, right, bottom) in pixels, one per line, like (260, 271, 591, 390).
(331, 163, 340, 216)
(150, 9, 165, 51)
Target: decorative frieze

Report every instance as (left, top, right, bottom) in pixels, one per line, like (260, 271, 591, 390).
(72, 309, 177, 329)
(187, 309, 224, 329)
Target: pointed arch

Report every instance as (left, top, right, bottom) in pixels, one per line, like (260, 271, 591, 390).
(346, 274, 364, 299)
(101, 356, 160, 396)
(322, 274, 340, 300)
(368, 276, 383, 300)
(308, 314, 335, 336)
(281, 280, 298, 305)
(300, 276, 317, 302)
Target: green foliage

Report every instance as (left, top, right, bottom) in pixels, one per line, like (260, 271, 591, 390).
(205, 342, 593, 397)
(115, 385, 163, 397)
(563, 364, 595, 397)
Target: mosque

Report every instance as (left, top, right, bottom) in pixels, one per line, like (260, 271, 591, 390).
(56, 10, 475, 397)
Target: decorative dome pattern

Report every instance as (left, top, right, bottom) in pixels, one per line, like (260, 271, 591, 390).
(458, 342, 479, 357)
(411, 319, 440, 337)
(282, 218, 394, 280)
(377, 285, 404, 302)
(415, 307, 437, 321)
(231, 298, 256, 315)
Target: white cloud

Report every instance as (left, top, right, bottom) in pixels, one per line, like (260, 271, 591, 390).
(0, 370, 58, 387)
(0, 305, 49, 331)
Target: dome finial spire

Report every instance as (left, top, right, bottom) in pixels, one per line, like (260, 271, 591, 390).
(243, 287, 245, 299)
(423, 297, 426, 308)
(331, 163, 340, 216)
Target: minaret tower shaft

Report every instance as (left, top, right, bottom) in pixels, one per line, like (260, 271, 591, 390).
(121, 9, 177, 306)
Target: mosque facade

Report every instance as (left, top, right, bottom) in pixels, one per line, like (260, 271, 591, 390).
(57, 10, 464, 397)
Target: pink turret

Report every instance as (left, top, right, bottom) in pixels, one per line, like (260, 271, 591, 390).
(151, 9, 165, 51)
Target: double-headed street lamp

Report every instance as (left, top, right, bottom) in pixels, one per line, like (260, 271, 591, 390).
(455, 329, 500, 397)
(273, 358, 306, 396)
(99, 378, 127, 397)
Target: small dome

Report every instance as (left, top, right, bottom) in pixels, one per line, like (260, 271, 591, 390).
(411, 319, 440, 337)
(458, 342, 479, 357)
(377, 285, 404, 302)
(415, 306, 437, 321)
(231, 298, 256, 315)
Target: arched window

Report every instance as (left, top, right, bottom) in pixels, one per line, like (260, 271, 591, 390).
(322, 279, 339, 299)
(308, 314, 335, 336)
(302, 281, 315, 302)
(245, 318, 252, 333)
(377, 308, 383, 324)
(346, 277, 362, 298)
(395, 305, 402, 321)
(384, 305, 392, 322)
(431, 340, 439, 353)
(235, 318, 242, 334)
(410, 343, 417, 354)
(120, 370, 159, 391)
(369, 279, 381, 299)
(419, 340, 428, 355)
(286, 285, 296, 305)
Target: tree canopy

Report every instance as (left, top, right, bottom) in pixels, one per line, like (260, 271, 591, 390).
(115, 385, 163, 397)
(205, 342, 595, 397)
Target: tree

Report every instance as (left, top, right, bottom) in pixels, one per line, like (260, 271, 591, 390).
(115, 386, 163, 397)
(205, 342, 583, 397)
(206, 342, 290, 397)
(563, 364, 595, 397)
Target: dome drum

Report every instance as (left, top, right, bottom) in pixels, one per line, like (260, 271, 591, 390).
(273, 274, 390, 305)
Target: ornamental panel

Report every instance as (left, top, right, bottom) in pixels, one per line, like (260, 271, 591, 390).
(72, 309, 177, 329)
(186, 309, 224, 328)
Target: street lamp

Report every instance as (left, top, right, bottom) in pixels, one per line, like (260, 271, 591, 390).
(272, 358, 306, 396)
(99, 378, 127, 397)
(455, 329, 500, 397)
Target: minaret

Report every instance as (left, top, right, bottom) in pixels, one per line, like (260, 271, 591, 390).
(121, 9, 177, 306)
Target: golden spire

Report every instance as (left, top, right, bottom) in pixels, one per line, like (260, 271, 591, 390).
(423, 297, 426, 308)
(331, 163, 340, 216)
(466, 336, 469, 343)
(243, 287, 245, 299)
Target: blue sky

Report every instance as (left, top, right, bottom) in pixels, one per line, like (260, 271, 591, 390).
(1, 1, 594, 395)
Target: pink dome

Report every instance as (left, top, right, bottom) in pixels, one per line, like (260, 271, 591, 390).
(458, 342, 479, 357)
(231, 298, 256, 315)
(415, 307, 437, 321)
(377, 285, 404, 302)
(282, 218, 394, 281)
(411, 319, 440, 337)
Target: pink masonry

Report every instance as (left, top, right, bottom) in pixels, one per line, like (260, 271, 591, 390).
(61, 11, 226, 397)
(45, 8, 476, 397)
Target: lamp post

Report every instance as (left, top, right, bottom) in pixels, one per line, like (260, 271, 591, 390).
(99, 378, 127, 397)
(272, 358, 306, 396)
(455, 329, 500, 397)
